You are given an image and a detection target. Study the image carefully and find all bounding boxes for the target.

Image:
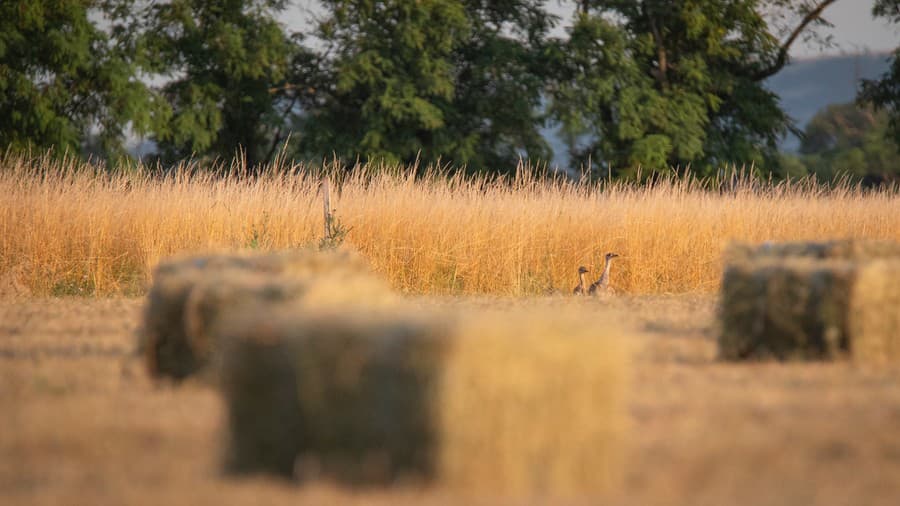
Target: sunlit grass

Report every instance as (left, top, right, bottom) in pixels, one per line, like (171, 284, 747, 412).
(2, 151, 899, 296)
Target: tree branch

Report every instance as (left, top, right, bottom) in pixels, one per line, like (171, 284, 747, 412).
(752, 0, 839, 81)
(263, 94, 300, 164)
(648, 16, 669, 89)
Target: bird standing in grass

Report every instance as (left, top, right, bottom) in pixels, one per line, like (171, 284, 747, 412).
(573, 266, 590, 295)
(588, 253, 620, 295)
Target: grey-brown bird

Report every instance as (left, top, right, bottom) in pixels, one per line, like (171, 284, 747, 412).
(573, 266, 590, 295)
(588, 253, 620, 295)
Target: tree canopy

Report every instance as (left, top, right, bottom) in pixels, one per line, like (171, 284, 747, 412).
(297, 0, 554, 171)
(1, 0, 856, 177)
(792, 102, 900, 183)
(548, 0, 837, 177)
(858, 0, 900, 149)
(0, 0, 160, 159)
(131, 0, 299, 167)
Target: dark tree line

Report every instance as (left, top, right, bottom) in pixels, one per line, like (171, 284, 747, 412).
(2, 0, 898, 177)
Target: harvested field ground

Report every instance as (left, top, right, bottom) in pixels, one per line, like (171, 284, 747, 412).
(3, 295, 900, 505)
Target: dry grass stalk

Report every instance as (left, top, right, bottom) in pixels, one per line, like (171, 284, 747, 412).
(3, 152, 900, 296)
(218, 305, 627, 496)
(0, 264, 31, 299)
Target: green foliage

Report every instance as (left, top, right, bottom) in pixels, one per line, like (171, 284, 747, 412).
(795, 103, 900, 183)
(549, 0, 818, 177)
(859, 0, 900, 149)
(437, 0, 555, 171)
(0, 0, 161, 160)
(298, 0, 554, 172)
(133, 0, 301, 168)
(0, 0, 847, 178)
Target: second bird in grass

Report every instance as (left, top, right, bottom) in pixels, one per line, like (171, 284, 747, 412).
(573, 266, 590, 295)
(588, 252, 620, 295)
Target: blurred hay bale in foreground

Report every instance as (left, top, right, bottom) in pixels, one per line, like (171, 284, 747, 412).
(140, 247, 388, 380)
(219, 306, 627, 496)
(719, 240, 900, 362)
(719, 260, 856, 360)
(220, 309, 449, 482)
(185, 268, 397, 376)
(438, 311, 627, 495)
(848, 260, 900, 363)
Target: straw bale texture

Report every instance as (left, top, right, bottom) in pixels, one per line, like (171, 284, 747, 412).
(140, 247, 383, 380)
(719, 260, 854, 360)
(142, 267, 208, 379)
(437, 311, 627, 495)
(218, 306, 628, 496)
(219, 308, 450, 483)
(719, 258, 900, 362)
(848, 260, 900, 364)
(184, 268, 396, 373)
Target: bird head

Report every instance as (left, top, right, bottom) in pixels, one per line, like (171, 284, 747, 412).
(605, 252, 620, 261)
(578, 265, 589, 274)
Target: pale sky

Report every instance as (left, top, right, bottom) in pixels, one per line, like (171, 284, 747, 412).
(285, 0, 899, 58)
(782, 0, 899, 58)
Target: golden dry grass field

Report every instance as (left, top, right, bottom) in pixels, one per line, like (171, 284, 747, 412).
(4, 294, 900, 506)
(3, 152, 900, 297)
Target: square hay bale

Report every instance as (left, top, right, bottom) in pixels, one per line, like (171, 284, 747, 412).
(725, 239, 900, 264)
(848, 260, 900, 364)
(718, 258, 900, 362)
(140, 247, 387, 380)
(438, 312, 627, 496)
(218, 306, 628, 496)
(141, 267, 208, 379)
(184, 269, 397, 378)
(219, 309, 450, 482)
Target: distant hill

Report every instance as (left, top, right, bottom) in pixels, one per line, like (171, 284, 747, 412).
(766, 51, 893, 151)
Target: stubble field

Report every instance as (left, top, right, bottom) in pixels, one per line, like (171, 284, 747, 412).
(3, 294, 900, 506)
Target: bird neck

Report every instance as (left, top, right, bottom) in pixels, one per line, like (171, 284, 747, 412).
(579, 272, 587, 285)
(594, 258, 612, 286)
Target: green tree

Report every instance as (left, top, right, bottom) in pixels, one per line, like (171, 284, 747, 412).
(798, 102, 900, 182)
(298, 0, 554, 171)
(134, 0, 300, 168)
(859, 0, 900, 147)
(0, 0, 160, 159)
(550, 0, 838, 177)
(437, 0, 555, 171)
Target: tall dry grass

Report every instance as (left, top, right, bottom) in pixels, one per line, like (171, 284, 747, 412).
(2, 152, 899, 296)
